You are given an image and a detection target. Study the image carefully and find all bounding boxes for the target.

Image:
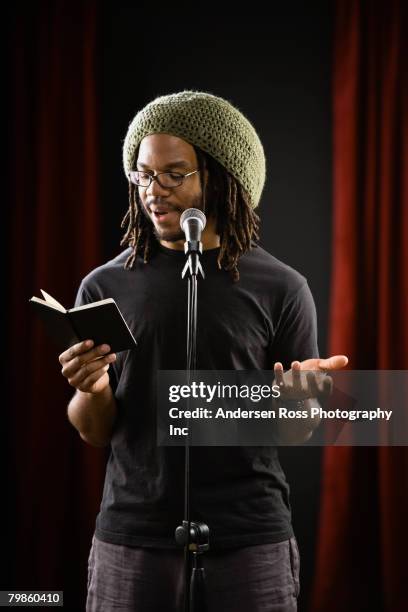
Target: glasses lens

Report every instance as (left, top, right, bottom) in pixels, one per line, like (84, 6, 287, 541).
(129, 171, 150, 186)
(158, 173, 183, 187)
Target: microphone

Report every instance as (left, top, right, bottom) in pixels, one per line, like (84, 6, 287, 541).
(180, 208, 207, 278)
(180, 208, 206, 249)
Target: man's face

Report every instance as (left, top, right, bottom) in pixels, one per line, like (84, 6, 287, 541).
(136, 133, 204, 245)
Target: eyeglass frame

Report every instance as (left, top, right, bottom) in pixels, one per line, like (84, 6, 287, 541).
(127, 168, 200, 189)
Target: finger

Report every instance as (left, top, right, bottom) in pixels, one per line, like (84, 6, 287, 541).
(62, 343, 112, 378)
(322, 375, 333, 396)
(291, 361, 302, 391)
(72, 362, 110, 390)
(59, 339, 94, 365)
(317, 355, 349, 371)
(299, 358, 320, 371)
(274, 362, 284, 387)
(306, 371, 320, 398)
(77, 365, 110, 393)
(68, 353, 116, 387)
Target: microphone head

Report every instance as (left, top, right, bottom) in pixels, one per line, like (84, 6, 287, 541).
(180, 208, 207, 231)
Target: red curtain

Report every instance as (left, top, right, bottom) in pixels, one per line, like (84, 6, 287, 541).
(9, 2, 105, 607)
(311, 1, 408, 611)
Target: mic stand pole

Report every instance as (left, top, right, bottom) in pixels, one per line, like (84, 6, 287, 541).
(175, 239, 209, 612)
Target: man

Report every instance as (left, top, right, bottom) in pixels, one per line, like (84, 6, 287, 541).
(59, 91, 347, 611)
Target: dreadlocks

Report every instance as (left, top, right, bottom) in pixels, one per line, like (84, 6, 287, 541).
(119, 146, 260, 282)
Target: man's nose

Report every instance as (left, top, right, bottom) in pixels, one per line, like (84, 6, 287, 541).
(146, 177, 170, 197)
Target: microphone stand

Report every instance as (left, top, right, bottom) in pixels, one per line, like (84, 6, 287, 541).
(175, 237, 209, 612)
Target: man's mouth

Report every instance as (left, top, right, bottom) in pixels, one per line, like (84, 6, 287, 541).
(151, 208, 176, 222)
(153, 209, 168, 216)
(150, 204, 181, 218)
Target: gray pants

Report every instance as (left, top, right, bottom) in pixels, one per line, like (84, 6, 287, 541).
(86, 534, 300, 612)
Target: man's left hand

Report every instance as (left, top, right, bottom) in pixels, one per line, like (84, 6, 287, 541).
(273, 355, 348, 402)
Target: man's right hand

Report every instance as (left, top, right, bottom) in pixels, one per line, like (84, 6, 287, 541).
(59, 339, 116, 395)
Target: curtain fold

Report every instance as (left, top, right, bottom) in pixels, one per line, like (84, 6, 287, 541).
(311, 1, 408, 611)
(9, 2, 104, 607)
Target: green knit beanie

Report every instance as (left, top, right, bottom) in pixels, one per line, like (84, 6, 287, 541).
(122, 91, 266, 209)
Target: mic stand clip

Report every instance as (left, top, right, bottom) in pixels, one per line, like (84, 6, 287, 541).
(182, 241, 205, 279)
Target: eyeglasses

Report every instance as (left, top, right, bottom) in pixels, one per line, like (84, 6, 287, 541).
(128, 169, 199, 189)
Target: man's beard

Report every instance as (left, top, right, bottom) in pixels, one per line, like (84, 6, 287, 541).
(153, 227, 185, 242)
(142, 195, 204, 243)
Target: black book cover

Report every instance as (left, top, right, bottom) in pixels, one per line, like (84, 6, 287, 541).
(29, 289, 137, 353)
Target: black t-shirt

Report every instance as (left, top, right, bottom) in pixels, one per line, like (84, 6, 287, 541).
(74, 242, 319, 550)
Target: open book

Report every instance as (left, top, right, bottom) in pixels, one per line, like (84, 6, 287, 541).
(29, 289, 137, 353)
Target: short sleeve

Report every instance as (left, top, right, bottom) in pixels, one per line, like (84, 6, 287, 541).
(73, 281, 119, 394)
(269, 281, 319, 370)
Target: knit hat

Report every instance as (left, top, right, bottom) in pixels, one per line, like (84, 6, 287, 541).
(122, 91, 266, 209)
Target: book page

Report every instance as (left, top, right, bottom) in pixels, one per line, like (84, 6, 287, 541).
(70, 298, 115, 312)
(40, 290, 66, 312)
